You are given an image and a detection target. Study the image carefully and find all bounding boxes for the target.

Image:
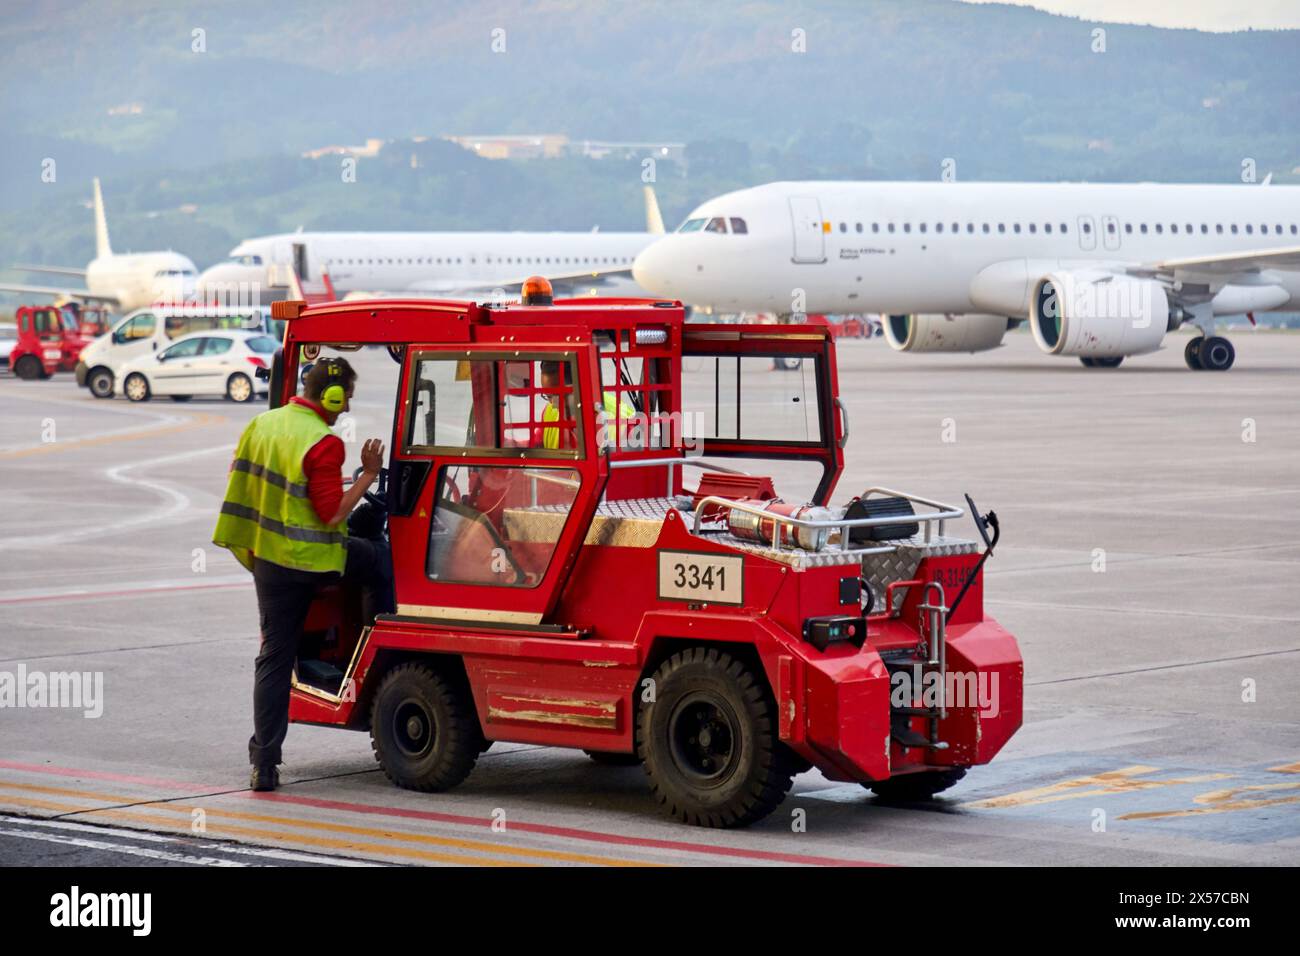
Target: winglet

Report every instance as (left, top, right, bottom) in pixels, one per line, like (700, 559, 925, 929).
(92, 178, 112, 258)
(1262, 173, 1273, 186)
(644, 185, 665, 235)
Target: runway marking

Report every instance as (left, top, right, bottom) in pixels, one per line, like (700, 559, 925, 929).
(0, 824, 246, 866)
(0, 443, 231, 551)
(1117, 781, 1300, 821)
(0, 781, 653, 867)
(0, 577, 249, 606)
(0, 814, 376, 865)
(0, 761, 883, 866)
(989, 598, 1300, 626)
(0, 410, 225, 459)
(1026, 647, 1300, 686)
(0, 790, 542, 867)
(962, 765, 1233, 810)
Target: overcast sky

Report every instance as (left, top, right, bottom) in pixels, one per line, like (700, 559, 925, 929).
(959, 0, 1300, 31)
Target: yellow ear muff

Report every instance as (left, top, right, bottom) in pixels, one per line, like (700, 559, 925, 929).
(321, 383, 346, 412)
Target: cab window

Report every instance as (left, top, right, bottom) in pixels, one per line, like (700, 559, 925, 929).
(682, 354, 822, 444)
(201, 337, 234, 355)
(427, 464, 580, 589)
(113, 313, 157, 343)
(403, 353, 582, 457)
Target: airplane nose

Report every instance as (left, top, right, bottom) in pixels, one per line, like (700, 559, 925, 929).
(633, 241, 675, 296)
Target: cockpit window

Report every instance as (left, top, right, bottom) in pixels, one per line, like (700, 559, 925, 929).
(704, 217, 728, 234)
(232, 254, 264, 266)
(729, 218, 748, 234)
(676, 218, 707, 233)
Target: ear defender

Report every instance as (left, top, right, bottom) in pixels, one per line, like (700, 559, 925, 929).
(320, 360, 347, 412)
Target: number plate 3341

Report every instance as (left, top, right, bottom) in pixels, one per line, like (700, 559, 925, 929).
(657, 550, 744, 606)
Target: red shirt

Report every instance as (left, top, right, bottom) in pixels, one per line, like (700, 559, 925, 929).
(290, 396, 345, 524)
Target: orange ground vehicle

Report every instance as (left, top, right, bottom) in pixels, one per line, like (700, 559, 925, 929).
(272, 288, 1023, 827)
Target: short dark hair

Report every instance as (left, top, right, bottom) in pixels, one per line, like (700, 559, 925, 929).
(304, 357, 357, 400)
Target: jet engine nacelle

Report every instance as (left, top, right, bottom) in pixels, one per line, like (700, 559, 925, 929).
(1029, 272, 1170, 359)
(884, 313, 1012, 353)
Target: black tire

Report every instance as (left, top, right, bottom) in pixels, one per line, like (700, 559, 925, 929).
(169, 394, 193, 402)
(1198, 335, 1234, 371)
(1092, 356, 1123, 368)
(123, 372, 151, 402)
(638, 647, 795, 828)
(1078, 356, 1095, 368)
(865, 767, 968, 802)
(1184, 337, 1204, 370)
(583, 749, 641, 767)
(226, 372, 254, 402)
(14, 355, 44, 380)
(369, 662, 479, 792)
(88, 366, 114, 398)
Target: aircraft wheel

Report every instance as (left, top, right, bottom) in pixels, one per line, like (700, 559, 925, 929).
(638, 647, 795, 828)
(1184, 337, 1204, 370)
(1079, 357, 1095, 367)
(865, 767, 968, 802)
(1093, 356, 1123, 368)
(1199, 336, 1234, 371)
(370, 663, 479, 792)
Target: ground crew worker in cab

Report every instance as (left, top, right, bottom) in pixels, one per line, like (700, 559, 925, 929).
(539, 360, 637, 450)
(212, 357, 394, 792)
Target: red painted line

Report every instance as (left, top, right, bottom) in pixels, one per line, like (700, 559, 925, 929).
(250, 791, 887, 867)
(0, 760, 888, 867)
(0, 581, 247, 606)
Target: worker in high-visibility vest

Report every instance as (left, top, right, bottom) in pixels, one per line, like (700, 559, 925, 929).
(212, 357, 392, 792)
(539, 360, 636, 450)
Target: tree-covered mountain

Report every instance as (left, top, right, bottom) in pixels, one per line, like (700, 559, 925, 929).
(1, 0, 1297, 278)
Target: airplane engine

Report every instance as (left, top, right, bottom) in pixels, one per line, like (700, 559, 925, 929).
(883, 313, 1012, 353)
(1029, 272, 1170, 359)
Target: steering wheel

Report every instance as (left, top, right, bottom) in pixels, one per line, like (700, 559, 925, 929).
(352, 466, 389, 509)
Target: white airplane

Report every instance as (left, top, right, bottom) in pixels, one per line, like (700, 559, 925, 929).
(197, 186, 667, 303)
(2, 179, 198, 311)
(631, 180, 1300, 370)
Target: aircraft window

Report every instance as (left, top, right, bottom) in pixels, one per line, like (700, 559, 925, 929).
(887, 223, 895, 233)
(1157, 224, 1165, 234)
(1082, 222, 1092, 234)
(838, 222, 847, 233)
(1013, 223, 1021, 234)
(967, 223, 975, 233)
(1200, 225, 1207, 234)
(1105, 222, 1115, 234)
(1292, 225, 1298, 235)
(1260, 223, 1267, 233)
(1245, 224, 1253, 234)
(1230, 225, 1238, 234)
(997, 223, 1005, 234)
(918, 223, 926, 233)
(1277, 224, 1285, 234)
(678, 218, 707, 233)
(1029, 223, 1037, 234)
(1140, 224, 1148, 234)
(936, 223, 943, 233)
(1186, 224, 1193, 233)
(1124, 223, 1132, 234)
(1060, 223, 1068, 233)
(951, 222, 958, 233)
(855, 222, 863, 233)
(982, 223, 990, 233)
(903, 223, 911, 233)
(1171, 224, 1178, 234)
(1045, 223, 1052, 234)
(873, 223, 880, 233)
(1215, 224, 1223, 234)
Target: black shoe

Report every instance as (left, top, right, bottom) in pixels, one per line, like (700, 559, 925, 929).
(250, 765, 280, 792)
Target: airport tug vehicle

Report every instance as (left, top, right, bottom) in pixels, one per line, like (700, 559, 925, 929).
(275, 284, 1023, 827)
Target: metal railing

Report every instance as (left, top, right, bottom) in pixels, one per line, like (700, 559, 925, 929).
(605, 454, 750, 498)
(691, 486, 964, 554)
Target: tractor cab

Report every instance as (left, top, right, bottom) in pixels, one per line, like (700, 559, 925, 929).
(267, 283, 1023, 828)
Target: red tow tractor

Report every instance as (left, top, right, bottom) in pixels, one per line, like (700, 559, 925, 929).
(8, 302, 112, 379)
(272, 282, 1023, 827)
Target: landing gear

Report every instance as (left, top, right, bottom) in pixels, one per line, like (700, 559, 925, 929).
(1079, 356, 1123, 368)
(1196, 336, 1235, 371)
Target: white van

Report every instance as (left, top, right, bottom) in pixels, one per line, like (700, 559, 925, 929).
(76, 304, 284, 398)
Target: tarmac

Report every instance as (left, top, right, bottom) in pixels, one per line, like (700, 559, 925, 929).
(1, 326, 1297, 866)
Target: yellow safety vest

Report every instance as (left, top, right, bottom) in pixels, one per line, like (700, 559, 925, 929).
(212, 403, 347, 573)
(542, 392, 635, 449)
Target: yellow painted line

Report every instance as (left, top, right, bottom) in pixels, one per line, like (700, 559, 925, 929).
(962, 765, 1233, 810)
(0, 791, 529, 867)
(0, 412, 225, 459)
(0, 780, 653, 867)
(1268, 761, 1300, 774)
(1118, 781, 1300, 821)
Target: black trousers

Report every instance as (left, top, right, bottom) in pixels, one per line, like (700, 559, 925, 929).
(248, 537, 394, 768)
